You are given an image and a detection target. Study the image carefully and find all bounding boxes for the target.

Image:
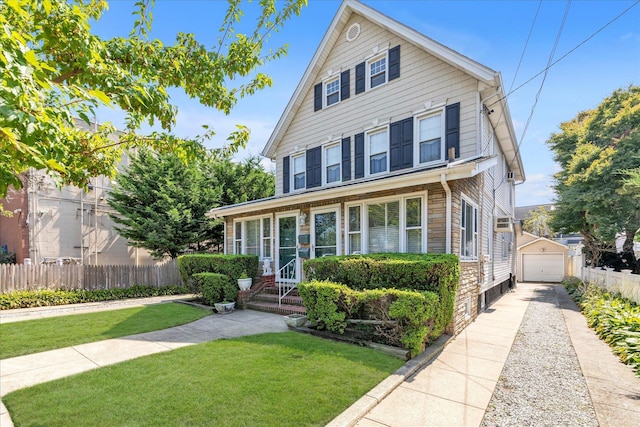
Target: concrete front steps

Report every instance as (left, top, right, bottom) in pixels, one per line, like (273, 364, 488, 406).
(246, 286, 307, 315)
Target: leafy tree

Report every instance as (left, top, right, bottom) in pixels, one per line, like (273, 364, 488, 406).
(548, 86, 640, 271)
(205, 154, 275, 250)
(522, 206, 554, 237)
(108, 151, 274, 258)
(0, 0, 306, 200)
(108, 149, 220, 259)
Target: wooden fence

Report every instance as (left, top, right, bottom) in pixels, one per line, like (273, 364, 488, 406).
(0, 260, 182, 293)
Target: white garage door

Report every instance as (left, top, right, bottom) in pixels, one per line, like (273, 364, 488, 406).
(522, 253, 564, 282)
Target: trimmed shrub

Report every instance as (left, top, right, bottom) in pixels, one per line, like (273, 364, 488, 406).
(192, 273, 237, 305)
(303, 253, 459, 337)
(298, 280, 439, 355)
(0, 285, 189, 310)
(177, 254, 258, 291)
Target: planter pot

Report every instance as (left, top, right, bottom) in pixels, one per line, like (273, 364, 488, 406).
(214, 301, 236, 314)
(237, 277, 252, 291)
(621, 269, 633, 274)
(284, 314, 308, 328)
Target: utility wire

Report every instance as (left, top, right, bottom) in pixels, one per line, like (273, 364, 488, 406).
(518, 0, 571, 148)
(491, 0, 640, 110)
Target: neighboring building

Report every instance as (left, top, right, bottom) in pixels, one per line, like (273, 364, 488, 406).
(0, 123, 158, 266)
(517, 231, 569, 283)
(515, 203, 584, 245)
(207, 0, 524, 334)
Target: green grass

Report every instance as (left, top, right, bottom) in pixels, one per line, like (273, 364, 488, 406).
(3, 332, 404, 426)
(0, 303, 210, 359)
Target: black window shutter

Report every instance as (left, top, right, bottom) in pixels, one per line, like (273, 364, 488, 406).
(342, 137, 351, 181)
(390, 117, 413, 171)
(282, 156, 290, 193)
(354, 133, 365, 178)
(355, 63, 365, 94)
(314, 83, 323, 112)
(306, 147, 322, 188)
(388, 45, 401, 81)
(390, 120, 402, 171)
(445, 103, 460, 160)
(340, 70, 350, 101)
(400, 117, 413, 168)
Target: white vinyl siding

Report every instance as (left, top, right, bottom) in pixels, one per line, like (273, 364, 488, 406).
(273, 15, 478, 195)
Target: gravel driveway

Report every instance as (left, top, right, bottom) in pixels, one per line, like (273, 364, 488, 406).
(482, 285, 598, 426)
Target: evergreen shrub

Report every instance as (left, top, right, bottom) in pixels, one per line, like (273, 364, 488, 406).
(177, 254, 259, 291)
(192, 273, 238, 305)
(303, 253, 459, 338)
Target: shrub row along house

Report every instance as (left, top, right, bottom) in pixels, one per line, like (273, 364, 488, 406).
(207, 0, 524, 334)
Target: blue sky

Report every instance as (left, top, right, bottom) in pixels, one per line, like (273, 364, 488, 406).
(93, 0, 640, 207)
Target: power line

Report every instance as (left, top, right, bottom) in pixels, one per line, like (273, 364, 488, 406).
(493, 0, 640, 110)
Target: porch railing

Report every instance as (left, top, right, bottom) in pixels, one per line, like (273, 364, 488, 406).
(277, 258, 297, 306)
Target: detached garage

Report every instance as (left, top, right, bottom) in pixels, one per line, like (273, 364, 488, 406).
(518, 232, 569, 283)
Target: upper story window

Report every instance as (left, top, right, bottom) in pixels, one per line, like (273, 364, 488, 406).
(461, 198, 478, 260)
(293, 154, 306, 190)
(324, 143, 341, 184)
(368, 128, 388, 175)
(416, 111, 444, 165)
(368, 55, 387, 89)
(325, 78, 340, 107)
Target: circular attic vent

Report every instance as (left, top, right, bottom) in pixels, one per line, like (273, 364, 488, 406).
(346, 23, 361, 42)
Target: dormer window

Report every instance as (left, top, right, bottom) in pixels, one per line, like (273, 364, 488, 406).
(326, 78, 340, 107)
(368, 56, 387, 89)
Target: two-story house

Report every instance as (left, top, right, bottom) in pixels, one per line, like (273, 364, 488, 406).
(207, 0, 524, 334)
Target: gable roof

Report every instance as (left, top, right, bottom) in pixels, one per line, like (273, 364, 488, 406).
(261, 0, 524, 181)
(518, 231, 568, 251)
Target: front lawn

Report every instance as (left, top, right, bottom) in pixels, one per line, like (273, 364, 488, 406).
(0, 303, 210, 359)
(3, 332, 404, 426)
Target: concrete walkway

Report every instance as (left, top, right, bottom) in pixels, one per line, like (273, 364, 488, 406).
(331, 282, 640, 427)
(2, 284, 639, 426)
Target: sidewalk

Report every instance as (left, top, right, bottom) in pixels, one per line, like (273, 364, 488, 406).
(2, 285, 639, 427)
(330, 282, 640, 427)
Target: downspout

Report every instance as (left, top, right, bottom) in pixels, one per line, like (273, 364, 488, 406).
(440, 174, 451, 254)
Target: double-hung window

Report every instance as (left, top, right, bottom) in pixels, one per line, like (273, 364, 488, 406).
(368, 55, 386, 89)
(325, 77, 340, 107)
(346, 194, 425, 255)
(368, 129, 388, 175)
(417, 112, 443, 164)
(234, 216, 272, 260)
(461, 198, 478, 260)
(324, 143, 341, 184)
(292, 154, 305, 190)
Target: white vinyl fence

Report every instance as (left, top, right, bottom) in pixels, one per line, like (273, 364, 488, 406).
(581, 267, 640, 305)
(0, 260, 181, 293)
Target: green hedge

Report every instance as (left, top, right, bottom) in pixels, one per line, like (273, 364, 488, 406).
(298, 280, 439, 355)
(192, 273, 238, 305)
(303, 253, 459, 338)
(563, 278, 639, 376)
(177, 254, 259, 291)
(0, 285, 189, 310)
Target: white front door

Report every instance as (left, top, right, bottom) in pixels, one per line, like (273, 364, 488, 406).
(311, 207, 341, 259)
(276, 213, 298, 283)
